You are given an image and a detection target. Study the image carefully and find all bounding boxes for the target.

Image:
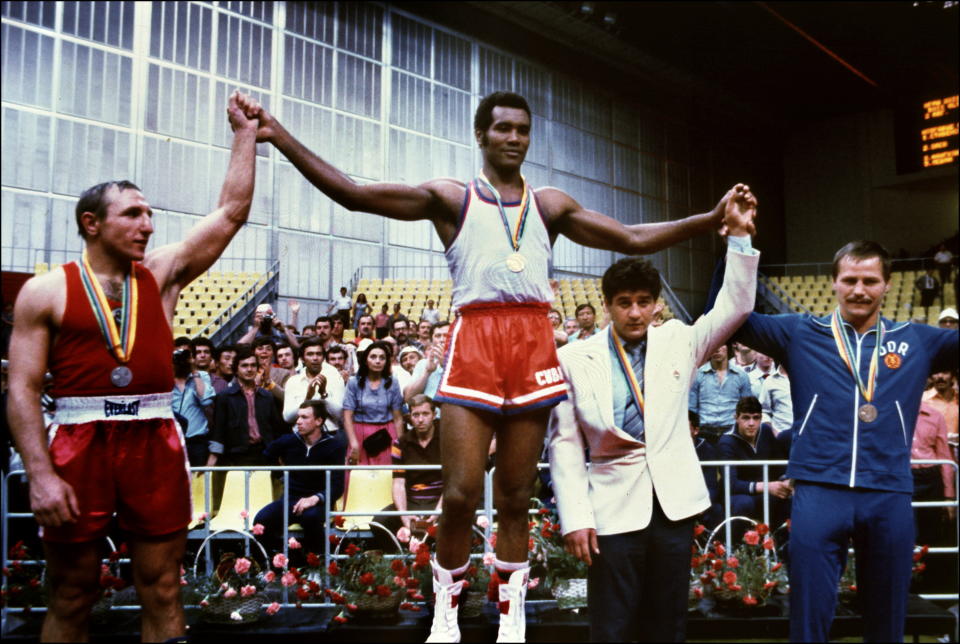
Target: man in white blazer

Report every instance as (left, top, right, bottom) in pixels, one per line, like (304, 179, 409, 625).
(547, 190, 758, 642)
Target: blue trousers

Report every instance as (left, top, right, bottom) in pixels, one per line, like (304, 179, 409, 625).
(789, 481, 914, 642)
(587, 493, 695, 642)
(253, 498, 326, 554)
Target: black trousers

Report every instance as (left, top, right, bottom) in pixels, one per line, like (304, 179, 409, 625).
(588, 493, 695, 642)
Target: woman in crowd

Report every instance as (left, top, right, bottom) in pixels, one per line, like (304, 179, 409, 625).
(548, 308, 567, 347)
(342, 341, 404, 466)
(374, 303, 390, 339)
(352, 293, 368, 331)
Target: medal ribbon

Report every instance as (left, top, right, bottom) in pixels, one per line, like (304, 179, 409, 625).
(78, 250, 138, 363)
(609, 330, 645, 417)
(477, 170, 530, 252)
(830, 308, 882, 403)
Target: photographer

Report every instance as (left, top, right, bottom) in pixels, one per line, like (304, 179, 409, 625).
(238, 303, 300, 349)
(171, 347, 215, 467)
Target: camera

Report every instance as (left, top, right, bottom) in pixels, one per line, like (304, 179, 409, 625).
(260, 311, 275, 332)
(172, 348, 192, 366)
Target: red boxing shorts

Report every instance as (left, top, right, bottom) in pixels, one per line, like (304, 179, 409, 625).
(435, 302, 568, 415)
(42, 393, 192, 543)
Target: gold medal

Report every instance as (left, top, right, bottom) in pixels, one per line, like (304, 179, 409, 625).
(858, 403, 878, 423)
(505, 252, 526, 273)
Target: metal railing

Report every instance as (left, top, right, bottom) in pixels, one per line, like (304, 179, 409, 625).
(2, 459, 957, 622)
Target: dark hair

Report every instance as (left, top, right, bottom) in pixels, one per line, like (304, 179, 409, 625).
(357, 293, 367, 304)
(407, 394, 436, 411)
(358, 314, 374, 326)
(392, 318, 408, 330)
(299, 399, 330, 422)
(473, 91, 532, 133)
(300, 337, 325, 352)
(75, 180, 141, 239)
(314, 315, 333, 327)
(326, 344, 347, 361)
(213, 343, 236, 361)
(357, 340, 394, 390)
(735, 396, 763, 416)
(575, 303, 596, 316)
(190, 336, 213, 355)
(301, 324, 316, 334)
(174, 335, 191, 348)
(601, 257, 662, 302)
(431, 321, 451, 335)
(276, 341, 297, 361)
(252, 336, 276, 353)
(832, 241, 891, 281)
(232, 345, 257, 374)
(340, 286, 347, 293)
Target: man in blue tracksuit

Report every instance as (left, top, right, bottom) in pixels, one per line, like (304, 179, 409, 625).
(717, 241, 957, 642)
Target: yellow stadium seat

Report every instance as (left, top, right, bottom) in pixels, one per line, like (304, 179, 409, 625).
(338, 469, 394, 530)
(208, 471, 275, 532)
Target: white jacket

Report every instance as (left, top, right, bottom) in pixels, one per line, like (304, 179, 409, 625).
(548, 246, 759, 536)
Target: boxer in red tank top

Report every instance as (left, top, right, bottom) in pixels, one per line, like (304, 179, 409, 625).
(7, 91, 260, 643)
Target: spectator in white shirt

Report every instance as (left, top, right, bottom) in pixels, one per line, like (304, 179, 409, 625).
(283, 337, 344, 431)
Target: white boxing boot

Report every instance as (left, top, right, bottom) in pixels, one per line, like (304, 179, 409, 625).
(496, 568, 529, 643)
(426, 561, 464, 643)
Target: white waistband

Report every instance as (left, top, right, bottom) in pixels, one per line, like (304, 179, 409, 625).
(53, 392, 174, 425)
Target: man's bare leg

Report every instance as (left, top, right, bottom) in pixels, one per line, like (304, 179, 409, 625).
(436, 404, 495, 568)
(492, 408, 550, 561)
(129, 530, 187, 643)
(41, 540, 102, 643)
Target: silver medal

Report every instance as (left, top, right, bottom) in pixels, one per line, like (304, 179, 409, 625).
(857, 403, 877, 423)
(111, 365, 133, 388)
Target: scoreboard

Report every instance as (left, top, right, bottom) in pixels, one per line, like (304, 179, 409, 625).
(921, 95, 959, 168)
(896, 93, 959, 174)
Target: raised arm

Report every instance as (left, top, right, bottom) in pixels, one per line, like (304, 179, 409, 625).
(6, 274, 80, 527)
(543, 183, 754, 255)
(145, 91, 259, 314)
(236, 94, 459, 226)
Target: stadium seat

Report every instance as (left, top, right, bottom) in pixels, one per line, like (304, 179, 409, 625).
(337, 469, 394, 531)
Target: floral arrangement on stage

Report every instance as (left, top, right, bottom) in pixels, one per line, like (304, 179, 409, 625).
(528, 501, 587, 609)
(692, 523, 787, 611)
(327, 520, 415, 623)
(1, 540, 45, 611)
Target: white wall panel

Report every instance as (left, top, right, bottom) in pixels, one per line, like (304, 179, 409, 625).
(279, 230, 331, 299)
(58, 42, 134, 125)
(336, 52, 380, 118)
(1, 25, 56, 108)
(47, 198, 85, 266)
(1, 1, 56, 28)
(276, 161, 331, 234)
(283, 36, 334, 106)
(145, 64, 212, 143)
(434, 30, 470, 92)
(140, 137, 213, 215)
(149, 1, 210, 69)
(392, 13, 430, 77)
(52, 119, 133, 196)
(1, 191, 48, 271)
(2, 108, 52, 191)
(285, 1, 335, 44)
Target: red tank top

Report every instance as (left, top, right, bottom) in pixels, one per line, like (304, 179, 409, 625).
(50, 261, 174, 397)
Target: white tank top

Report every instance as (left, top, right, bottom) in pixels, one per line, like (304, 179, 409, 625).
(445, 179, 554, 310)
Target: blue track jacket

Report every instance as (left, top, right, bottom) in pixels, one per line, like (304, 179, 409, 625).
(734, 312, 957, 493)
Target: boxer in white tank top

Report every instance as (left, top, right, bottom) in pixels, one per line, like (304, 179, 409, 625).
(239, 89, 754, 643)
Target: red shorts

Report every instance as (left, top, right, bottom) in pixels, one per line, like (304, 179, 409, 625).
(435, 302, 568, 415)
(42, 393, 192, 543)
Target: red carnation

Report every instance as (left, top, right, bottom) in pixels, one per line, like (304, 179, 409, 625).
(332, 515, 345, 528)
(345, 543, 361, 556)
(722, 571, 737, 585)
(332, 615, 348, 624)
(296, 586, 311, 600)
(771, 562, 783, 572)
(694, 523, 706, 536)
(306, 553, 321, 567)
(756, 523, 769, 536)
(726, 557, 739, 568)
(743, 594, 757, 606)
(742, 531, 760, 546)
(712, 559, 723, 571)
(375, 584, 392, 597)
(427, 525, 438, 538)
(762, 537, 775, 550)
(327, 561, 339, 576)
(359, 572, 376, 586)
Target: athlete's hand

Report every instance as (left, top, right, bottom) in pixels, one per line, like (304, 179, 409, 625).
(723, 183, 757, 237)
(564, 528, 599, 566)
(227, 90, 258, 134)
(235, 92, 281, 143)
(30, 471, 80, 527)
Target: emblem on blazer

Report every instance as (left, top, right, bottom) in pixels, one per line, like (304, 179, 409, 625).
(883, 353, 902, 369)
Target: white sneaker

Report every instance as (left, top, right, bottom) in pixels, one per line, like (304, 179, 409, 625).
(425, 563, 464, 643)
(496, 568, 529, 643)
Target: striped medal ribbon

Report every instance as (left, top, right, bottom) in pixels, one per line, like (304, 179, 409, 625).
(78, 250, 139, 386)
(477, 170, 531, 272)
(609, 329, 645, 418)
(830, 308, 883, 422)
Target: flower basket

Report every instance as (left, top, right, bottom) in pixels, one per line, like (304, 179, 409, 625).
(191, 528, 271, 624)
(333, 521, 407, 622)
(693, 517, 787, 614)
(551, 577, 588, 610)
